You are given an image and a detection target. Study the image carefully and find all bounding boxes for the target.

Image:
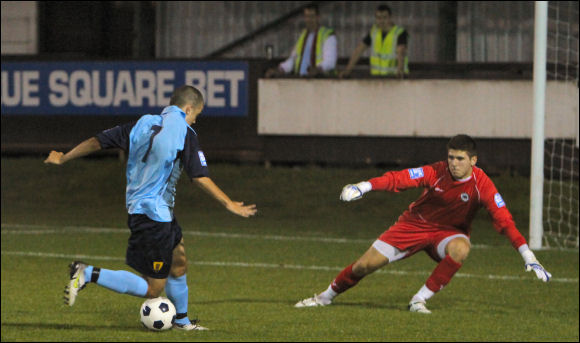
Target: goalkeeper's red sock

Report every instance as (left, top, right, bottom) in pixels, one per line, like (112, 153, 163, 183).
(425, 255, 462, 294)
(330, 263, 364, 294)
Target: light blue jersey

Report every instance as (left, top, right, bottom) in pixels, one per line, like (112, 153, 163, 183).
(97, 105, 209, 222)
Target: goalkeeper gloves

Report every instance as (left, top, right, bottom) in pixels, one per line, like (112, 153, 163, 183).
(520, 245, 552, 282)
(340, 181, 372, 201)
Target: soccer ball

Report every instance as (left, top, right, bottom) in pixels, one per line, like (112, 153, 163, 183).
(140, 297, 176, 331)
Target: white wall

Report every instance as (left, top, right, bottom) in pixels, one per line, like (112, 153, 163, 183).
(258, 79, 578, 139)
(1, 1, 38, 55)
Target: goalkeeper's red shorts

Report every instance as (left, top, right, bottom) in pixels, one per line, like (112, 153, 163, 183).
(378, 219, 470, 262)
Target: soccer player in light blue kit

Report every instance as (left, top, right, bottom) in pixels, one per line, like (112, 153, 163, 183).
(44, 85, 257, 330)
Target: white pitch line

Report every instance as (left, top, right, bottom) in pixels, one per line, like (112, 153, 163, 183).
(0, 223, 370, 243)
(2, 223, 579, 252)
(1, 250, 578, 284)
(0, 223, 490, 247)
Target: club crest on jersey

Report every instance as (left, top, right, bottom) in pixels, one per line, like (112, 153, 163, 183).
(198, 151, 207, 166)
(461, 193, 469, 202)
(153, 261, 164, 273)
(494, 193, 505, 208)
(408, 167, 424, 179)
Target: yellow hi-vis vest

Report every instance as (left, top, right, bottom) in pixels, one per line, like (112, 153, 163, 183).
(370, 24, 409, 75)
(293, 26, 335, 75)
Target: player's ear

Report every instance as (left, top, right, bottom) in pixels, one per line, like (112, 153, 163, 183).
(471, 155, 477, 166)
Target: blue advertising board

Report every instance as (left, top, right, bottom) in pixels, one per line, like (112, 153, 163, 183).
(1, 61, 248, 116)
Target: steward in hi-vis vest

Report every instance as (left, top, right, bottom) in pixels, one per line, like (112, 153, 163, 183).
(266, 4, 338, 78)
(339, 4, 409, 79)
(369, 24, 409, 76)
(293, 26, 336, 75)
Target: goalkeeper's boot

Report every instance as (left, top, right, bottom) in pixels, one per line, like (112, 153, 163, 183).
(173, 319, 209, 331)
(294, 294, 331, 308)
(408, 300, 431, 314)
(64, 261, 88, 306)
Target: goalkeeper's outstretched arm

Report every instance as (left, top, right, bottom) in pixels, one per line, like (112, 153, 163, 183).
(44, 137, 102, 165)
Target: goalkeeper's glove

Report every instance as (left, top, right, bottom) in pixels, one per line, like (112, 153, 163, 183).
(520, 245, 552, 282)
(340, 181, 372, 202)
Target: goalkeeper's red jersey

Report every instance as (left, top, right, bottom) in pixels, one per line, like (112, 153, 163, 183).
(368, 161, 527, 249)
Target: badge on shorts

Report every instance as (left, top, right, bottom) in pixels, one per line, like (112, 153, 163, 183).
(494, 193, 505, 208)
(461, 192, 469, 202)
(408, 167, 424, 179)
(153, 261, 164, 273)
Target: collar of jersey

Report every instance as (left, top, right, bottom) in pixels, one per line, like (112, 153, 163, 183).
(161, 105, 185, 117)
(454, 174, 473, 183)
(160, 105, 197, 135)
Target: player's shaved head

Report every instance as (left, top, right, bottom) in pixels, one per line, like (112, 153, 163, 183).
(170, 85, 204, 109)
(447, 134, 477, 157)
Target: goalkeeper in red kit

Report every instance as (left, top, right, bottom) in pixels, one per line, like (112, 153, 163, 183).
(295, 134, 551, 314)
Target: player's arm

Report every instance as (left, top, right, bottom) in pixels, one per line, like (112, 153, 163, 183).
(182, 129, 256, 218)
(480, 176, 552, 282)
(44, 120, 135, 166)
(192, 177, 257, 218)
(44, 137, 102, 165)
(340, 165, 436, 201)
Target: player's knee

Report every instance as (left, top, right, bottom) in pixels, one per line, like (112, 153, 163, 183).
(170, 263, 187, 278)
(352, 261, 369, 276)
(352, 259, 381, 276)
(447, 239, 470, 262)
(145, 285, 164, 298)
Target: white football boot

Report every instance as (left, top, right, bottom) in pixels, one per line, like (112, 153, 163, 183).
(408, 300, 432, 314)
(173, 319, 209, 331)
(64, 261, 88, 306)
(294, 294, 331, 308)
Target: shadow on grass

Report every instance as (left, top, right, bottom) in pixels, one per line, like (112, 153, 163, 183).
(194, 298, 406, 311)
(0, 322, 149, 332)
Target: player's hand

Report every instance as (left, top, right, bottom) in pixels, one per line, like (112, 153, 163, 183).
(340, 184, 363, 201)
(525, 261, 552, 282)
(44, 151, 65, 165)
(227, 201, 257, 218)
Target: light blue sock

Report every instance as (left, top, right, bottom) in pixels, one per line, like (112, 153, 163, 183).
(84, 265, 94, 282)
(165, 274, 190, 325)
(86, 267, 148, 297)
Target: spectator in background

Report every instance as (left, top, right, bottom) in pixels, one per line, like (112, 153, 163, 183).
(265, 4, 337, 78)
(339, 4, 409, 78)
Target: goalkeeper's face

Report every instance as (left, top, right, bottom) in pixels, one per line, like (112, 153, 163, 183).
(447, 149, 477, 180)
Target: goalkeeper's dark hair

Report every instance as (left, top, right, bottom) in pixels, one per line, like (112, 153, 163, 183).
(447, 134, 477, 157)
(170, 85, 204, 108)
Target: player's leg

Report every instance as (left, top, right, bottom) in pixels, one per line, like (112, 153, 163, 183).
(166, 238, 188, 325)
(65, 214, 174, 306)
(65, 261, 150, 306)
(409, 234, 470, 314)
(296, 240, 406, 307)
(163, 219, 209, 331)
(165, 238, 207, 331)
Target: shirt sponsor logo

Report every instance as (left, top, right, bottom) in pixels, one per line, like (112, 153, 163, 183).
(494, 193, 505, 208)
(198, 151, 207, 166)
(408, 167, 424, 180)
(461, 192, 469, 202)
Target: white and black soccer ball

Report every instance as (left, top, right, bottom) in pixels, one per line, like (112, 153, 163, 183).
(140, 297, 176, 331)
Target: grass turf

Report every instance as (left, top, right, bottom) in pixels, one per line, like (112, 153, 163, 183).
(1, 157, 578, 341)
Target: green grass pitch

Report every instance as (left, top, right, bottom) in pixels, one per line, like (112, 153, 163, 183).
(1, 157, 578, 341)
